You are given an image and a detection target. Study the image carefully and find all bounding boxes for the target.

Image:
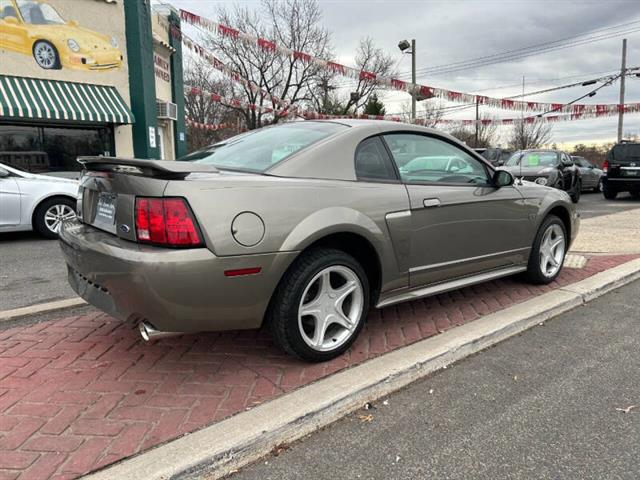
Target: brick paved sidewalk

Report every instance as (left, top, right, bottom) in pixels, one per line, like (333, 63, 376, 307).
(0, 254, 636, 480)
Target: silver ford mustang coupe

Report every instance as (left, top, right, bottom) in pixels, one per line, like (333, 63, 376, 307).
(59, 120, 579, 362)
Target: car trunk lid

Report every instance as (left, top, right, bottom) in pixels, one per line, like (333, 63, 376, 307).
(76, 156, 218, 242)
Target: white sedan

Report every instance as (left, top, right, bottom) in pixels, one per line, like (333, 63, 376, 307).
(0, 162, 78, 239)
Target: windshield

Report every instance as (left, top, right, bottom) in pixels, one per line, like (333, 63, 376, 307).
(17, 1, 65, 24)
(506, 151, 558, 167)
(184, 122, 348, 173)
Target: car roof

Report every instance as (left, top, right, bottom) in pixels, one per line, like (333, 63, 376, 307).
(307, 118, 442, 135)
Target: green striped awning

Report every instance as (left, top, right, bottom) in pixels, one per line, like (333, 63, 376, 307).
(0, 75, 134, 125)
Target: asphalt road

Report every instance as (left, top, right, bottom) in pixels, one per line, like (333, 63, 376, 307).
(0, 230, 74, 311)
(576, 189, 639, 219)
(0, 190, 637, 311)
(231, 279, 640, 480)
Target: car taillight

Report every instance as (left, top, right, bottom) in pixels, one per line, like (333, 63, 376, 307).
(135, 197, 203, 247)
(602, 160, 609, 174)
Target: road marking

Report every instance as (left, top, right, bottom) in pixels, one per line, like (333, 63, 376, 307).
(0, 297, 86, 323)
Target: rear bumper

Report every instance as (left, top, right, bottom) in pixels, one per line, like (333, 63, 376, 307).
(59, 219, 298, 333)
(603, 177, 640, 191)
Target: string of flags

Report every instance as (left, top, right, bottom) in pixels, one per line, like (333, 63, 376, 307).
(179, 8, 635, 116)
(185, 87, 640, 127)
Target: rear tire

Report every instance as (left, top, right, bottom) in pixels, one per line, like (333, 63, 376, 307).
(603, 186, 618, 200)
(525, 215, 567, 285)
(570, 180, 581, 203)
(594, 178, 602, 193)
(33, 197, 76, 239)
(267, 248, 370, 362)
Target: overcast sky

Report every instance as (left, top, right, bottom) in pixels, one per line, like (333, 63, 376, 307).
(171, 0, 640, 147)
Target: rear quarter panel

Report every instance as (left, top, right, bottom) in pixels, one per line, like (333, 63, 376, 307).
(164, 176, 411, 292)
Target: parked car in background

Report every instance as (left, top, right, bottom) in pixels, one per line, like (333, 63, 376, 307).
(0, 162, 77, 238)
(602, 141, 640, 200)
(501, 149, 581, 203)
(60, 120, 578, 362)
(572, 155, 603, 192)
(474, 147, 513, 166)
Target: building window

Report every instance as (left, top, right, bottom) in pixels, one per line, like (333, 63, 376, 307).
(0, 124, 113, 175)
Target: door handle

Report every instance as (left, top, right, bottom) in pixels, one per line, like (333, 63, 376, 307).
(423, 198, 441, 208)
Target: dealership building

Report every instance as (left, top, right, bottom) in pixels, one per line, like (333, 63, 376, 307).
(0, 0, 187, 175)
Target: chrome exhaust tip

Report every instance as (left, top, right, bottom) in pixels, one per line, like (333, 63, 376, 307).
(138, 321, 183, 341)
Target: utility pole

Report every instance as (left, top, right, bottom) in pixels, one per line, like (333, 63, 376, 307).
(617, 38, 627, 143)
(474, 96, 479, 147)
(411, 39, 416, 121)
(319, 78, 336, 114)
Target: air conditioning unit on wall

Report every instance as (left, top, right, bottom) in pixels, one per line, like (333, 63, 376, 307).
(157, 101, 178, 121)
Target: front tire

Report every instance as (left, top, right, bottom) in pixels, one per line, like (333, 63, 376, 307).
(603, 185, 618, 200)
(267, 248, 369, 362)
(32, 41, 61, 70)
(570, 180, 581, 203)
(33, 197, 76, 239)
(525, 215, 567, 285)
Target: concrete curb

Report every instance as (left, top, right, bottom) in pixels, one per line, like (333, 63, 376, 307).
(0, 297, 86, 323)
(83, 257, 640, 480)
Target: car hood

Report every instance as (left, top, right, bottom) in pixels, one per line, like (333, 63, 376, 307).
(499, 165, 555, 176)
(24, 171, 78, 185)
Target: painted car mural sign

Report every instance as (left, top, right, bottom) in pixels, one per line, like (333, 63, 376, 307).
(0, 0, 123, 71)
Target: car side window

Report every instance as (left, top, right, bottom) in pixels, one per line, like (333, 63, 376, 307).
(354, 136, 397, 181)
(0, 0, 17, 19)
(382, 133, 489, 185)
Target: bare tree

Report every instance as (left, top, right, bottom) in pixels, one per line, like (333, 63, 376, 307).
(337, 37, 395, 115)
(184, 59, 243, 150)
(448, 115, 498, 148)
(206, 0, 333, 129)
(507, 119, 553, 150)
(397, 100, 443, 127)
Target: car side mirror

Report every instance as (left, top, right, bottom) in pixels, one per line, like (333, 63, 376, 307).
(67, 19, 79, 27)
(3, 16, 19, 25)
(493, 170, 514, 187)
(0, 168, 10, 178)
(496, 160, 505, 166)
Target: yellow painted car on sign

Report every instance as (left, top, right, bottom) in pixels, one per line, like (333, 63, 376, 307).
(0, 0, 122, 71)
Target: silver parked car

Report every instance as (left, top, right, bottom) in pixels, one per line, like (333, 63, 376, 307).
(59, 120, 579, 361)
(572, 156, 603, 192)
(0, 162, 77, 238)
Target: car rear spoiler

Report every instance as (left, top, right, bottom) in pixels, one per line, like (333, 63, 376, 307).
(77, 156, 219, 179)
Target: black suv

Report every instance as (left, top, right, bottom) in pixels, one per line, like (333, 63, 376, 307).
(602, 142, 640, 200)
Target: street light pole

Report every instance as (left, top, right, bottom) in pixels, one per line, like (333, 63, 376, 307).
(411, 39, 416, 122)
(617, 38, 627, 143)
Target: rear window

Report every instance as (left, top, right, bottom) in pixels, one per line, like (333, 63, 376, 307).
(184, 122, 347, 173)
(610, 144, 640, 162)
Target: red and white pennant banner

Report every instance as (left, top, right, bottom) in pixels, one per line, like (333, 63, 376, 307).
(180, 30, 291, 111)
(180, 8, 630, 116)
(186, 118, 238, 131)
(185, 87, 640, 126)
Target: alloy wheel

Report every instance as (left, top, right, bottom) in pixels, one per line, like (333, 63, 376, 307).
(34, 42, 56, 69)
(297, 265, 364, 352)
(44, 204, 75, 234)
(539, 224, 565, 278)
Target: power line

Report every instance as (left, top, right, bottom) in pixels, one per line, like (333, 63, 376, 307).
(396, 21, 640, 78)
(398, 19, 640, 76)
